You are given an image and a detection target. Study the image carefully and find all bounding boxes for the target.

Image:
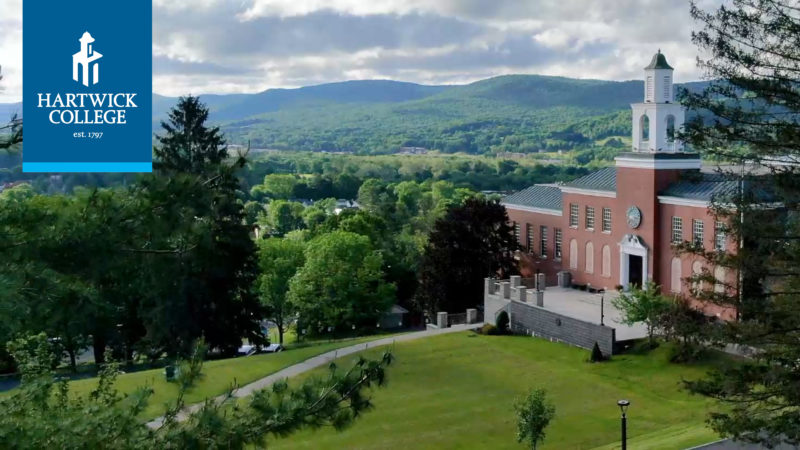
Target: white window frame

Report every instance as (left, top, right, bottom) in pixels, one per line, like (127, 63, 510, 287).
(602, 207, 611, 233)
(585, 206, 595, 230)
(526, 224, 534, 253)
(554, 228, 562, 260)
(693, 219, 704, 247)
(569, 203, 579, 228)
(540, 226, 548, 259)
(715, 221, 726, 251)
(671, 217, 683, 244)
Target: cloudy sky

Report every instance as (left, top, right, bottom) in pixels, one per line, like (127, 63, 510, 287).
(0, 0, 718, 103)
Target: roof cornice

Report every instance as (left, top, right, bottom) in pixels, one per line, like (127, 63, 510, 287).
(615, 156, 702, 170)
(657, 196, 709, 208)
(560, 187, 617, 198)
(501, 203, 563, 216)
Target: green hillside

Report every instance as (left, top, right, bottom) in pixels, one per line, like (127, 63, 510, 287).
(4, 75, 708, 156)
(205, 76, 706, 155)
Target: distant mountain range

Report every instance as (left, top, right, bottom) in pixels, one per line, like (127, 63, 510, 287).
(2, 76, 709, 154)
(0, 103, 21, 122)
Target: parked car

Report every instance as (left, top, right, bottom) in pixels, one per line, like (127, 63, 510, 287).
(236, 344, 257, 356)
(264, 344, 284, 353)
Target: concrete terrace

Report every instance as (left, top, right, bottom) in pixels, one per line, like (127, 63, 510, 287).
(539, 287, 648, 341)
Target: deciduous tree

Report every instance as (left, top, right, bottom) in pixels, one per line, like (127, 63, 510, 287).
(256, 238, 305, 344)
(416, 197, 517, 316)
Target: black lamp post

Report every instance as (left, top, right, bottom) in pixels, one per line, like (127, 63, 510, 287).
(617, 399, 630, 450)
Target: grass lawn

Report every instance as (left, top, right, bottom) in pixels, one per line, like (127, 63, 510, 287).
(65, 334, 403, 420)
(269, 332, 727, 450)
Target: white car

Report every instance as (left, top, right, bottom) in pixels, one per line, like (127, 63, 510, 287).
(264, 344, 284, 353)
(237, 344, 257, 356)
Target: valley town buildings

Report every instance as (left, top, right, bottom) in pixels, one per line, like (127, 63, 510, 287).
(502, 51, 737, 319)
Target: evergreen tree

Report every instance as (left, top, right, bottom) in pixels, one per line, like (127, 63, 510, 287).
(145, 96, 261, 356)
(154, 96, 227, 174)
(678, 1, 800, 445)
(0, 334, 393, 449)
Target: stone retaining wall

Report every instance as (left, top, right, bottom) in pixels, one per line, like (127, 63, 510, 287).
(484, 277, 617, 356)
(508, 300, 616, 356)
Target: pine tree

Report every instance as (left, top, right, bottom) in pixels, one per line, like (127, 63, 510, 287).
(144, 96, 261, 356)
(678, 1, 800, 445)
(154, 96, 227, 174)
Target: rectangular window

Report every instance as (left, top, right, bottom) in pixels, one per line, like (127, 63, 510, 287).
(693, 219, 704, 246)
(554, 228, 562, 260)
(569, 203, 579, 228)
(663, 75, 671, 101)
(540, 226, 548, 259)
(513, 222, 520, 244)
(715, 221, 726, 251)
(526, 224, 534, 252)
(672, 217, 683, 244)
(585, 206, 595, 230)
(646, 76, 654, 101)
(602, 207, 612, 233)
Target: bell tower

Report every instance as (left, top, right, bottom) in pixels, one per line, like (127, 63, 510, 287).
(631, 50, 685, 153)
(614, 50, 700, 290)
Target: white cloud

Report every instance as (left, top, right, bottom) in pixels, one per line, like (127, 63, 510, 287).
(0, 0, 715, 102)
(0, 0, 22, 103)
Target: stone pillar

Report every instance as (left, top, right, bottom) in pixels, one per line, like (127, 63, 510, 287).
(484, 278, 493, 297)
(535, 290, 544, 307)
(510, 275, 522, 288)
(526, 290, 536, 303)
(557, 271, 571, 288)
(466, 308, 477, 324)
(436, 312, 448, 328)
(513, 287, 526, 303)
(537, 273, 547, 291)
(500, 282, 511, 299)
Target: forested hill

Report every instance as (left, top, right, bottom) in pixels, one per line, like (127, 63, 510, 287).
(184, 75, 705, 155)
(4, 76, 708, 155)
(152, 80, 450, 122)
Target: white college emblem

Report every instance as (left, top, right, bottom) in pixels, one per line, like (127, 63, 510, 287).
(72, 31, 103, 87)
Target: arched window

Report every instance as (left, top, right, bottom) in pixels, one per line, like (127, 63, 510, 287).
(666, 115, 676, 143)
(569, 239, 578, 270)
(671, 257, 682, 293)
(692, 261, 703, 293)
(640, 114, 650, 141)
(585, 242, 594, 274)
(601, 245, 611, 278)
(714, 267, 727, 294)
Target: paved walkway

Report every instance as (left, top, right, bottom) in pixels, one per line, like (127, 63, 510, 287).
(146, 323, 482, 429)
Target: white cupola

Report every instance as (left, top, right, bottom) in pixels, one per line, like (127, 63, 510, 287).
(631, 50, 685, 153)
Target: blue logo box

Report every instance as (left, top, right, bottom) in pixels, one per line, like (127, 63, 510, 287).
(23, 1, 152, 173)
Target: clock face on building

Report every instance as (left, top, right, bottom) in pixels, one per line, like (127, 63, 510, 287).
(627, 206, 642, 229)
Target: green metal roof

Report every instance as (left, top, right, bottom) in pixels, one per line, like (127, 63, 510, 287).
(502, 185, 562, 211)
(644, 50, 674, 70)
(563, 167, 617, 192)
(660, 173, 775, 202)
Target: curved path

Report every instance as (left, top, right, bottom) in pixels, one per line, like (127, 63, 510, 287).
(147, 323, 482, 429)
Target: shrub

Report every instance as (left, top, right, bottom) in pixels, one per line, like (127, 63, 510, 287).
(496, 311, 510, 334)
(589, 342, 605, 363)
(479, 324, 499, 335)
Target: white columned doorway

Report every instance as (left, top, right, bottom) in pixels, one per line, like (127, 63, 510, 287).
(619, 234, 648, 290)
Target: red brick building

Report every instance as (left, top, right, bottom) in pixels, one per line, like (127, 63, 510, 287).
(502, 52, 736, 319)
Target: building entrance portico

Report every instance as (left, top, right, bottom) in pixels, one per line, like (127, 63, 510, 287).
(619, 234, 648, 290)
